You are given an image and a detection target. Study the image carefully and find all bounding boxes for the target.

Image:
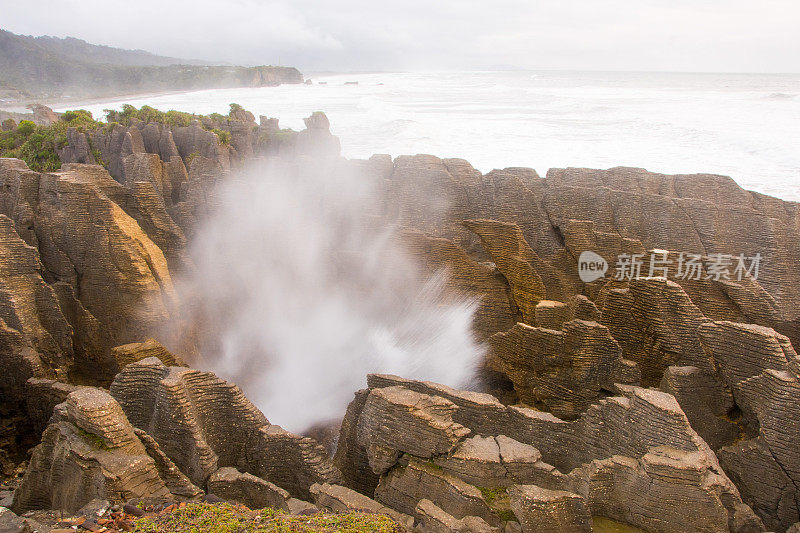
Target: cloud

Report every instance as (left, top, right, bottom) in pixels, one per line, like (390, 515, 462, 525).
(1, 0, 798, 72)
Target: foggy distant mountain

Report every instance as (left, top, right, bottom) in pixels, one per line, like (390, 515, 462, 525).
(2, 30, 217, 68)
(0, 29, 302, 103)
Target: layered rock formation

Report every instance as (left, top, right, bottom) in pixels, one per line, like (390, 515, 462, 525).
(12, 388, 173, 514)
(335, 374, 762, 532)
(109, 357, 340, 498)
(11, 354, 340, 517)
(3, 105, 800, 531)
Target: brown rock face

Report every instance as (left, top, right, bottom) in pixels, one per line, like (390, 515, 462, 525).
(700, 321, 800, 531)
(109, 337, 186, 374)
(463, 219, 547, 324)
(109, 357, 340, 499)
(310, 482, 413, 529)
(12, 388, 170, 514)
(0, 159, 176, 369)
(488, 319, 639, 418)
(0, 214, 74, 403)
(356, 386, 471, 474)
(6, 108, 800, 532)
(375, 457, 495, 524)
(414, 499, 499, 533)
(508, 485, 591, 533)
(207, 467, 290, 511)
(337, 375, 761, 533)
(601, 277, 713, 385)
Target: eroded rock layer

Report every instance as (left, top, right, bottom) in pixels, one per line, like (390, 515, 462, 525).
(3, 106, 800, 531)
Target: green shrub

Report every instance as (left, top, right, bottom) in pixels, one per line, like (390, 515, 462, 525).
(0, 110, 102, 171)
(16, 120, 36, 136)
(212, 128, 231, 145)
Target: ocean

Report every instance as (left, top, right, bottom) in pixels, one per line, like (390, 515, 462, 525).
(56, 70, 800, 201)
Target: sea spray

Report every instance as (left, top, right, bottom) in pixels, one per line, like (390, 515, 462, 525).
(170, 156, 485, 432)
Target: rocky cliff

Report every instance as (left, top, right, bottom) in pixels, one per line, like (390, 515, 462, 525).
(0, 29, 303, 103)
(1, 104, 799, 531)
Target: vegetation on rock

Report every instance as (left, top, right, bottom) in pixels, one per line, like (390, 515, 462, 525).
(105, 104, 233, 144)
(0, 102, 248, 173)
(133, 503, 404, 533)
(0, 109, 101, 171)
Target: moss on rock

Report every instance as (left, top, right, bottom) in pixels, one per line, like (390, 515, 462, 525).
(133, 502, 404, 533)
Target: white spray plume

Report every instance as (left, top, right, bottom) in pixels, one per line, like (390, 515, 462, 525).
(175, 157, 485, 432)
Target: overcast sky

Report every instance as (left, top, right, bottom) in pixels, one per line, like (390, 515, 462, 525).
(2, 0, 798, 72)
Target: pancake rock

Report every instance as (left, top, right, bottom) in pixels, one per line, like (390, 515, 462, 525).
(12, 388, 171, 514)
(310, 482, 413, 529)
(701, 321, 800, 531)
(508, 485, 591, 533)
(109, 357, 341, 499)
(414, 498, 499, 533)
(207, 466, 290, 511)
(335, 374, 761, 532)
(488, 319, 639, 418)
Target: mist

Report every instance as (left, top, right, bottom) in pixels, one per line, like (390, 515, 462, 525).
(3, 0, 800, 72)
(170, 156, 485, 432)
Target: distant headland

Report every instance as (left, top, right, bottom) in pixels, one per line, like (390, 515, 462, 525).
(0, 29, 304, 106)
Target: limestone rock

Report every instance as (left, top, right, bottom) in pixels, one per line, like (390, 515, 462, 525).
(110, 358, 340, 499)
(401, 230, 515, 340)
(701, 323, 800, 530)
(333, 389, 381, 496)
(432, 435, 555, 488)
(356, 386, 470, 474)
(0, 160, 177, 358)
(310, 482, 413, 529)
(601, 277, 713, 385)
(134, 428, 202, 498)
(660, 366, 740, 449)
(567, 295, 602, 322)
(57, 127, 96, 165)
(25, 378, 81, 434)
(0, 507, 49, 533)
(12, 388, 170, 514)
(0, 214, 74, 404)
(207, 467, 289, 511)
(109, 338, 186, 374)
(347, 375, 759, 532)
(718, 437, 797, 531)
(463, 219, 547, 324)
(171, 121, 230, 172)
(375, 457, 494, 524)
(287, 498, 318, 515)
(508, 486, 591, 533)
(415, 499, 499, 533)
(366, 374, 511, 438)
(244, 425, 342, 501)
(488, 319, 639, 418)
(533, 300, 569, 330)
(29, 104, 59, 125)
(109, 357, 263, 484)
(296, 112, 341, 158)
(565, 448, 763, 533)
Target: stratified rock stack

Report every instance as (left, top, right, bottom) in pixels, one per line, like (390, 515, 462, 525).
(335, 374, 762, 532)
(12, 388, 172, 514)
(4, 106, 800, 530)
(109, 357, 340, 499)
(0, 108, 342, 422)
(700, 321, 800, 531)
(487, 319, 639, 418)
(11, 355, 340, 517)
